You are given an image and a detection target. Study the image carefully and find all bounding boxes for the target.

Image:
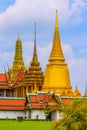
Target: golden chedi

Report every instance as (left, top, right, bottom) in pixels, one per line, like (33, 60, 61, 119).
(43, 11, 72, 95)
(17, 23, 44, 97)
(11, 34, 25, 83)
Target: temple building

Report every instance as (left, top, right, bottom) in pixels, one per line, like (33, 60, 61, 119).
(0, 73, 10, 97)
(43, 11, 73, 95)
(0, 11, 82, 98)
(0, 10, 87, 120)
(15, 23, 44, 97)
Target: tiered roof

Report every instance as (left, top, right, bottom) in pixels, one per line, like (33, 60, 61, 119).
(19, 23, 44, 93)
(0, 97, 25, 110)
(61, 97, 87, 105)
(25, 91, 62, 109)
(0, 73, 9, 89)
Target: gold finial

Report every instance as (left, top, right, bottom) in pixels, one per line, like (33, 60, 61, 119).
(55, 10, 58, 30)
(33, 83, 37, 94)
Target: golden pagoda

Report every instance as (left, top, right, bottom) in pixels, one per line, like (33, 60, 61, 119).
(43, 11, 72, 95)
(11, 35, 25, 83)
(18, 23, 44, 97)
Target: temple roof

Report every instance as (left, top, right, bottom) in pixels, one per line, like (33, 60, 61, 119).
(61, 97, 87, 105)
(0, 97, 25, 110)
(49, 10, 65, 62)
(17, 23, 44, 95)
(25, 91, 62, 109)
(0, 73, 7, 82)
(0, 73, 9, 89)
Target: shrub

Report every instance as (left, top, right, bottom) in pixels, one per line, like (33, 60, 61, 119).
(17, 116, 23, 122)
(55, 126, 68, 130)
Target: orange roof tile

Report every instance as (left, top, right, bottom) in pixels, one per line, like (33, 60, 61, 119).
(0, 74, 7, 82)
(0, 99, 25, 106)
(0, 85, 9, 89)
(44, 95, 51, 102)
(39, 93, 48, 101)
(31, 103, 46, 109)
(0, 106, 24, 110)
(62, 99, 72, 105)
(30, 96, 38, 103)
(0, 98, 25, 110)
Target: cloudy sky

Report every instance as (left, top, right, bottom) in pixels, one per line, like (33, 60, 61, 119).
(0, 0, 87, 95)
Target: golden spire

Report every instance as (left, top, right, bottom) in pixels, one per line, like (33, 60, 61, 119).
(43, 11, 72, 94)
(74, 85, 81, 97)
(32, 22, 38, 63)
(55, 10, 58, 30)
(33, 83, 38, 94)
(49, 10, 65, 62)
(12, 34, 25, 82)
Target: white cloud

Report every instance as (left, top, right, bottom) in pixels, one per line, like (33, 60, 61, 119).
(0, 0, 87, 31)
(69, 0, 87, 24)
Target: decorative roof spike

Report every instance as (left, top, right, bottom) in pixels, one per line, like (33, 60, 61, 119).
(32, 22, 38, 63)
(74, 85, 81, 97)
(55, 10, 58, 30)
(49, 10, 65, 62)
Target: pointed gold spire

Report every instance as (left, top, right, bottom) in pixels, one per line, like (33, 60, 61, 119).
(32, 22, 38, 63)
(43, 11, 72, 95)
(74, 85, 81, 97)
(55, 10, 58, 30)
(11, 34, 25, 83)
(49, 10, 65, 62)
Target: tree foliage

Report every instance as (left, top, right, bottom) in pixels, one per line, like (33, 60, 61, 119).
(51, 99, 87, 130)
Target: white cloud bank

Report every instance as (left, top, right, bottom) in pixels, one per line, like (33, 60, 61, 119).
(0, 0, 87, 31)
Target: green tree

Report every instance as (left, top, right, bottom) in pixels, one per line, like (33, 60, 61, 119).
(51, 99, 87, 130)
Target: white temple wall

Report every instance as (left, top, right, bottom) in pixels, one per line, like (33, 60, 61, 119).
(31, 110, 45, 119)
(0, 111, 25, 119)
(51, 110, 60, 120)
